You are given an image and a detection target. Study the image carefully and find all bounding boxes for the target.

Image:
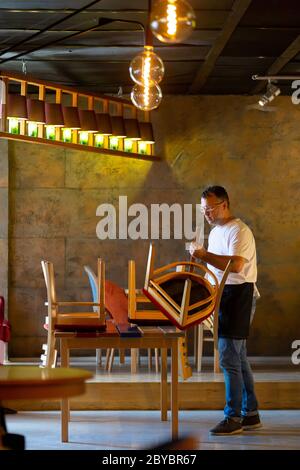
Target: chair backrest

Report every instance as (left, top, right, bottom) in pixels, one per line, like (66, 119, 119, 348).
(128, 259, 169, 323)
(84, 265, 129, 323)
(212, 259, 232, 349)
(143, 243, 219, 330)
(42, 259, 106, 322)
(0, 296, 5, 322)
(84, 265, 98, 312)
(0, 295, 11, 343)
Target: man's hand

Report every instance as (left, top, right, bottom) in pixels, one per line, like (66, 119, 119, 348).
(189, 241, 207, 259)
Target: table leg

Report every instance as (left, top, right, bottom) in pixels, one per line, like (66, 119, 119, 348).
(160, 348, 168, 421)
(131, 348, 138, 374)
(60, 339, 70, 442)
(0, 407, 25, 450)
(171, 339, 178, 440)
(0, 405, 7, 433)
(197, 323, 204, 372)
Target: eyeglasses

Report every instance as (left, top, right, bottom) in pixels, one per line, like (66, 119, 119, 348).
(200, 200, 224, 214)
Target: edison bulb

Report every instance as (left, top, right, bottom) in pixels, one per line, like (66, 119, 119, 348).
(150, 0, 196, 43)
(129, 46, 164, 86)
(131, 83, 162, 111)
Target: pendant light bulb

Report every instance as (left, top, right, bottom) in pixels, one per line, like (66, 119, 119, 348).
(129, 46, 165, 87)
(131, 83, 162, 111)
(150, 0, 196, 44)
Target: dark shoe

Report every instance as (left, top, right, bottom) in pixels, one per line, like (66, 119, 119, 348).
(241, 414, 262, 430)
(210, 417, 243, 435)
(3, 408, 17, 414)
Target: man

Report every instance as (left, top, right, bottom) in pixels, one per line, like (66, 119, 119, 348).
(189, 186, 261, 435)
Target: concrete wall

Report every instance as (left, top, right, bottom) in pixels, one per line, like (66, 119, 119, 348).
(3, 95, 300, 357)
(0, 139, 8, 322)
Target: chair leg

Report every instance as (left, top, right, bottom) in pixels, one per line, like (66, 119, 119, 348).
(137, 348, 141, 366)
(47, 332, 57, 368)
(96, 349, 102, 366)
(214, 347, 220, 373)
(178, 336, 192, 380)
(52, 349, 58, 368)
(197, 324, 204, 372)
(154, 348, 159, 373)
(107, 349, 115, 373)
(131, 348, 138, 374)
(105, 348, 115, 371)
(148, 348, 152, 371)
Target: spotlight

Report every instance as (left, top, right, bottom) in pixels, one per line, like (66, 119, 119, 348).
(129, 45, 164, 87)
(258, 81, 281, 107)
(150, 0, 196, 44)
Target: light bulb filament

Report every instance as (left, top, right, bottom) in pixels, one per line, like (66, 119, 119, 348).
(143, 55, 152, 88)
(144, 86, 150, 108)
(167, 2, 177, 37)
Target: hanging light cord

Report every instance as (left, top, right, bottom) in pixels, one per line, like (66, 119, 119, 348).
(0, 0, 105, 62)
(21, 60, 27, 75)
(252, 74, 300, 80)
(0, 19, 115, 66)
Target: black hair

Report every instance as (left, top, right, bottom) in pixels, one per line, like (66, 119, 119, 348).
(201, 185, 230, 207)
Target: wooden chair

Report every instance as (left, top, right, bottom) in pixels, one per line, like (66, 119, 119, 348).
(143, 243, 232, 374)
(128, 260, 168, 324)
(84, 265, 105, 367)
(83, 263, 159, 374)
(40, 258, 106, 368)
(128, 260, 165, 374)
(128, 259, 192, 379)
(83, 265, 125, 371)
(194, 259, 232, 373)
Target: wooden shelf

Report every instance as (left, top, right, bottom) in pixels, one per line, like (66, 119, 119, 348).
(0, 70, 158, 162)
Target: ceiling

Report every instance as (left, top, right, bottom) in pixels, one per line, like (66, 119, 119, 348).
(1, 0, 300, 96)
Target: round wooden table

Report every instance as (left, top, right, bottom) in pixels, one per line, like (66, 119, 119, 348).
(0, 365, 92, 449)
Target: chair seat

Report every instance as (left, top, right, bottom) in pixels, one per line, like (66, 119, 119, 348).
(0, 296, 11, 342)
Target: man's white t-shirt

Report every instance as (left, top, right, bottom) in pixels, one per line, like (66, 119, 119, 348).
(207, 218, 257, 285)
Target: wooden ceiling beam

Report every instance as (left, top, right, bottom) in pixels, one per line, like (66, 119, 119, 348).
(251, 34, 300, 94)
(189, 0, 252, 93)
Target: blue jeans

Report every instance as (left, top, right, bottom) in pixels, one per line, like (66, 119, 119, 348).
(219, 337, 259, 419)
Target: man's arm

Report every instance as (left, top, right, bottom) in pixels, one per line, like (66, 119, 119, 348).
(189, 243, 246, 273)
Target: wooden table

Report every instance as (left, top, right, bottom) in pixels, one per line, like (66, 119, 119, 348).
(56, 323, 183, 442)
(0, 365, 92, 449)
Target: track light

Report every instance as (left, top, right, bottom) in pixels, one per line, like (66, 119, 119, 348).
(258, 81, 281, 107)
(131, 83, 162, 111)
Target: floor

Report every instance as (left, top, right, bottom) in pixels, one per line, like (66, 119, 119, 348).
(5, 409, 300, 450)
